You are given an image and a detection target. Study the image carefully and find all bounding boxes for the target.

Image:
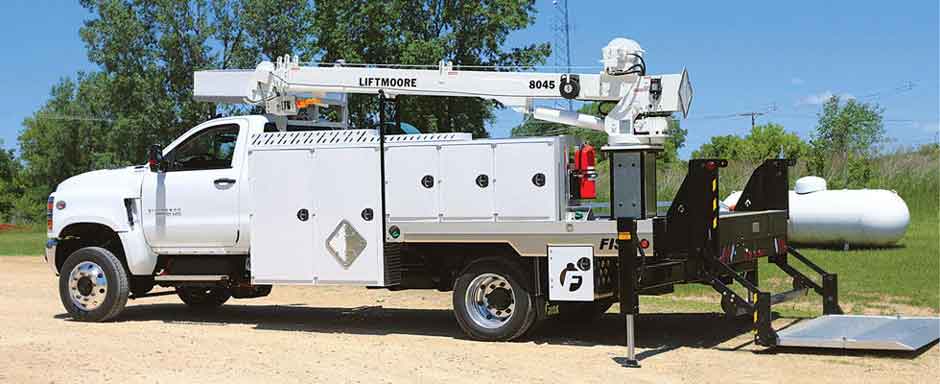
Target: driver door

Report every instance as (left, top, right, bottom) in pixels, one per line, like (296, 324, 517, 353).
(142, 123, 242, 249)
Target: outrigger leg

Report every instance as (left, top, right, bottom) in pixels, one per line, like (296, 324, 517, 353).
(617, 218, 640, 368)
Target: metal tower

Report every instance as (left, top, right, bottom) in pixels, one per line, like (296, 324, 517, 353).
(552, 0, 573, 111)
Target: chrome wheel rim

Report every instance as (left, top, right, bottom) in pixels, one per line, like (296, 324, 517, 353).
(68, 261, 108, 311)
(464, 273, 515, 329)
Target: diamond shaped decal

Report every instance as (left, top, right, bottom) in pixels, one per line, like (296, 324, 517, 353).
(678, 68, 693, 118)
(326, 219, 367, 269)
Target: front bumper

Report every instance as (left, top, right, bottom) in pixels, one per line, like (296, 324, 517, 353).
(44, 238, 58, 275)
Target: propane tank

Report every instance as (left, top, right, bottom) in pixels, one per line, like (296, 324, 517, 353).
(723, 177, 910, 247)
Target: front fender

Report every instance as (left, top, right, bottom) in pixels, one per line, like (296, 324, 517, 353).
(52, 193, 132, 236)
(52, 196, 157, 276)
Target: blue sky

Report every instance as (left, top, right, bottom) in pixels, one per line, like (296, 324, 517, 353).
(1, 0, 938, 158)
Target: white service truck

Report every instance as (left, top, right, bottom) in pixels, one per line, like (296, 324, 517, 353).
(51, 38, 911, 351)
(45, 38, 693, 342)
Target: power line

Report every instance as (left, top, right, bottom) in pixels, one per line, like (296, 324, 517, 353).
(691, 81, 920, 122)
(855, 80, 917, 100)
(33, 113, 116, 123)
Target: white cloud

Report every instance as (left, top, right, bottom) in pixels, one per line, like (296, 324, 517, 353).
(797, 90, 855, 106)
(790, 77, 805, 85)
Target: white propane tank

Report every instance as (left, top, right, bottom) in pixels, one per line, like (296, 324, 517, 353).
(722, 176, 910, 247)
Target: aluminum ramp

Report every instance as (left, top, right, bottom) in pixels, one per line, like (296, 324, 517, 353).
(776, 315, 940, 351)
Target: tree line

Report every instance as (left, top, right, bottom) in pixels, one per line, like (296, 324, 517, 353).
(694, 96, 889, 189)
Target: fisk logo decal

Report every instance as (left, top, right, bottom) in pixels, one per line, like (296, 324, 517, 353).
(559, 257, 591, 292)
(599, 238, 619, 250)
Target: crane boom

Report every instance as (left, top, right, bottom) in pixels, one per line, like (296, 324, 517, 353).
(193, 38, 692, 148)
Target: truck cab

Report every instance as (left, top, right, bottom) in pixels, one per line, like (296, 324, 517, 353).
(47, 116, 264, 268)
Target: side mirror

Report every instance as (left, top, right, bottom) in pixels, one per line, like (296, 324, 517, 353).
(148, 144, 164, 172)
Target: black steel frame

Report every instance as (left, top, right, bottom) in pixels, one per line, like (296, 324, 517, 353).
(621, 158, 843, 347)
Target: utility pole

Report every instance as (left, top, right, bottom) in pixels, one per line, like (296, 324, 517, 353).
(738, 112, 765, 129)
(738, 103, 776, 129)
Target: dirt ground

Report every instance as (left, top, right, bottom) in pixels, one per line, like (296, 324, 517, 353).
(0, 256, 936, 383)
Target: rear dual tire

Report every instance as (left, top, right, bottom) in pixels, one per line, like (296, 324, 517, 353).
(453, 260, 537, 341)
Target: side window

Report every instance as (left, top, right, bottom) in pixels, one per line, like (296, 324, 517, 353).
(165, 124, 239, 172)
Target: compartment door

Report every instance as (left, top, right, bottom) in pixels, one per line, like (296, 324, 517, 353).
(440, 145, 494, 221)
(249, 149, 316, 284)
(385, 146, 439, 222)
(312, 146, 384, 285)
(494, 142, 558, 221)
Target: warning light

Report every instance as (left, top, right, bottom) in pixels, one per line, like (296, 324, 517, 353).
(639, 239, 650, 249)
(295, 98, 322, 109)
(705, 161, 717, 171)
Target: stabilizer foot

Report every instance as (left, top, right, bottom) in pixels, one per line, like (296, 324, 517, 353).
(619, 358, 641, 368)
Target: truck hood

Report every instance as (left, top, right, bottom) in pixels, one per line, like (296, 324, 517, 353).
(55, 165, 146, 197)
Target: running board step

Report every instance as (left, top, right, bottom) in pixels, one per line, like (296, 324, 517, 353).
(154, 275, 229, 282)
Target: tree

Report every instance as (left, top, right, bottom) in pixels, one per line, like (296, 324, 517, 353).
(0, 140, 23, 222)
(692, 134, 746, 160)
(661, 119, 687, 164)
(511, 102, 687, 163)
(19, 74, 119, 222)
(313, 0, 550, 137)
(808, 96, 885, 187)
(692, 123, 808, 162)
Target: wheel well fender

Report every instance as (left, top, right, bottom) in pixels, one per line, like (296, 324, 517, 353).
(55, 223, 127, 273)
(404, 242, 533, 292)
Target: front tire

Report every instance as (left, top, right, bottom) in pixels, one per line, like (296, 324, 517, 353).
(176, 286, 231, 309)
(58, 246, 130, 322)
(453, 260, 537, 341)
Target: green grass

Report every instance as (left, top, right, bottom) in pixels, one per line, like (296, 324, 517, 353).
(662, 209, 939, 315)
(0, 227, 46, 256)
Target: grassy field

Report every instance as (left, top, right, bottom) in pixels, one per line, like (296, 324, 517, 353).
(0, 225, 45, 256)
(658, 209, 939, 316)
(1, 150, 937, 315)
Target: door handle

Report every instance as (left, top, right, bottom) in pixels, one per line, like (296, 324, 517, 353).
(214, 178, 237, 185)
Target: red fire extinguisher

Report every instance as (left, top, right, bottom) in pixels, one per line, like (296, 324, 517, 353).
(573, 144, 597, 199)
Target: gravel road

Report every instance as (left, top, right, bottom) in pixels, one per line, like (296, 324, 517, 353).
(1, 256, 935, 383)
